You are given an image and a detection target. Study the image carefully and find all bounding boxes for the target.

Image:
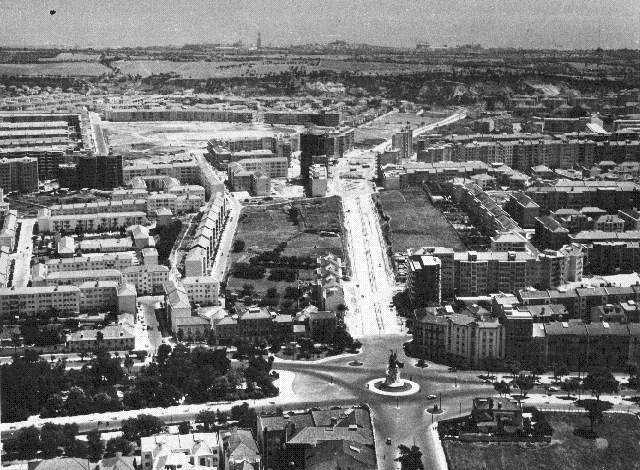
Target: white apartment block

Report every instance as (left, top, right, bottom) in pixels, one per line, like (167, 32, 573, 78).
(122, 159, 201, 185)
(44, 268, 122, 287)
(0, 286, 81, 319)
(182, 276, 219, 306)
(0, 210, 17, 251)
(121, 264, 170, 295)
(37, 208, 147, 234)
(78, 281, 119, 312)
(43, 251, 137, 273)
(141, 433, 222, 470)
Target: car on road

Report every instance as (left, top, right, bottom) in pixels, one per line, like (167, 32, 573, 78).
(448, 367, 458, 372)
(426, 394, 437, 400)
(386, 437, 392, 445)
(547, 386, 558, 393)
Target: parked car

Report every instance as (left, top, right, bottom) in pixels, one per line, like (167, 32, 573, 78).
(386, 437, 392, 445)
(426, 394, 437, 400)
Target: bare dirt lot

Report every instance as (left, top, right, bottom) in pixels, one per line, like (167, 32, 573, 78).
(101, 121, 301, 155)
(375, 188, 465, 253)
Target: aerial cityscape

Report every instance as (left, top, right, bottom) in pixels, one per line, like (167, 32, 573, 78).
(0, 2, 639, 470)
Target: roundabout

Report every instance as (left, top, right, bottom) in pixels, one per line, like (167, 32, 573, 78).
(366, 349, 420, 396)
(367, 377, 421, 396)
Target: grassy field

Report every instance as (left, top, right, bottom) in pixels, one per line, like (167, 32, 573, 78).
(0, 62, 111, 76)
(227, 198, 344, 296)
(443, 412, 640, 470)
(376, 188, 465, 253)
(354, 112, 442, 145)
(113, 58, 441, 79)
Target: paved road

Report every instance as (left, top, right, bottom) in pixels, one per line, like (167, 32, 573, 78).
(10, 218, 35, 287)
(210, 193, 241, 282)
(334, 109, 468, 338)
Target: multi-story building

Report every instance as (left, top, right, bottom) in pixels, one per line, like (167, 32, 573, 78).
(308, 164, 328, 197)
(0, 285, 81, 319)
(409, 244, 583, 298)
(503, 192, 540, 229)
(121, 264, 170, 295)
(411, 307, 448, 361)
(43, 268, 122, 287)
(140, 433, 222, 470)
(445, 313, 505, 368)
(533, 216, 571, 250)
(37, 208, 147, 234)
(67, 324, 135, 352)
(406, 255, 441, 307)
(594, 214, 625, 232)
(182, 276, 219, 306)
(392, 126, 413, 160)
(0, 157, 38, 193)
(0, 210, 17, 251)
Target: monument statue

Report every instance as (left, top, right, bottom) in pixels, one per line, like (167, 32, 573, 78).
(385, 350, 404, 387)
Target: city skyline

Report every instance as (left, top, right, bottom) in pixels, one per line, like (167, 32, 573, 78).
(1, 0, 639, 50)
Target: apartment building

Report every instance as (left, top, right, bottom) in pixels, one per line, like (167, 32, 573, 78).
(0, 157, 39, 193)
(140, 433, 222, 470)
(0, 286, 81, 319)
(43, 268, 122, 287)
(37, 208, 147, 234)
(182, 276, 219, 306)
(67, 324, 135, 352)
(0, 210, 17, 251)
(121, 264, 170, 295)
(406, 255, 441, 307)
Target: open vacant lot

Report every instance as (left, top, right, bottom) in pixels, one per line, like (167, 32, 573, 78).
(102, 120, 300, 155)
(0, 62, 111, 76)
(443, 412, 640, 470)
(354, 112, 443, 146)
(375, 188, 465, 253)
(113, 58, 444, 79)
(227, 197, 344, 295)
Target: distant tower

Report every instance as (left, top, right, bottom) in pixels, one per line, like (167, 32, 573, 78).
(257, 32, 262, 50)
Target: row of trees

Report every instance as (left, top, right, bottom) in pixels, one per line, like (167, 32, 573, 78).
(1, 343, 278, 422)
(3, 422, 134, 462)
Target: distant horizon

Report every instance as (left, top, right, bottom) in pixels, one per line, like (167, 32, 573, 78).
(3, 40, 639, 52)
(1, 0, 639, 50)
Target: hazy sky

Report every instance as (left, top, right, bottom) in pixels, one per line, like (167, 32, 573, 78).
(1, 0, 639, 49)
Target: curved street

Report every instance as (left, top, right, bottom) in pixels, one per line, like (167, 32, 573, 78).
(273, 334, 493, 470)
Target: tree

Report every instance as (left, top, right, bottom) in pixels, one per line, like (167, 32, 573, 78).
(583, 399, 605, 433)
(232, 239, 245, 252)
(505, 359, 521, 377)
(122, 415, 165, 442)
(105, 436, 133, 457)
(553, 361, 569, 383)
(178, 422, 191, 435)
(177, 328, 185, 343)
(124, 354, 134, 373)
(515, 374, 535, 398)
(65, 386, 91, 416)
(156, 343, 172, 367)
(40, 422, 65, 458)
(87, 430, 104, 461)
(561, 377, 580, 398)
(96, 330, 104, 345)
(481, 356, 501, 380)
(494, 380, 510, 397)
(5, 426, 40, 460)
(197, 410, 217, 431)
(583, 367, 618, 402)
(395, 444, 424, 470)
